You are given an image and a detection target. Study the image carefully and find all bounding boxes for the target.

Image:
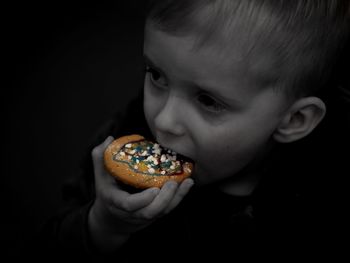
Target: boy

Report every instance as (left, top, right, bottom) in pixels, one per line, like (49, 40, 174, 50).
(40, 0, 349, 260)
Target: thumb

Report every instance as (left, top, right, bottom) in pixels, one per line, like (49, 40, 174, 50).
(91, 136, 115, 176)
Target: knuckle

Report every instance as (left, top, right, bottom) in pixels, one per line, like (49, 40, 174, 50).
(138, 211, 155, 220)
(163, 208, 172, 215)
(106, 201, 115, 213)
(120, 199, 133, 212)
(105, 194, 115, 208)
(142, 213, 155, 221)
(176, 190, 187, 199)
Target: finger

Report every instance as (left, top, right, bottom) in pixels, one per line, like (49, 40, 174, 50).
(164, 178, 194, 214)
(110, 187, 161, 212)
(92, 136, 114, 176)
(134, 181, 178, 219)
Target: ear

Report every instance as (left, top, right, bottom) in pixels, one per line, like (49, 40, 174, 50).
(273, 97, 326, 143)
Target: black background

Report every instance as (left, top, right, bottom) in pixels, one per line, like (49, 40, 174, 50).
(3, 1, 350, 258)
(4, 1, 146, 255)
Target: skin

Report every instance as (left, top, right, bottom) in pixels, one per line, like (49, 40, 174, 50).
(87, 19, 326, 254)
(88, 136, 194, 253)
(143, 22, 293, 195)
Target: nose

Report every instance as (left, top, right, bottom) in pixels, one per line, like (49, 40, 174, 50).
(154, 95, 186, 137)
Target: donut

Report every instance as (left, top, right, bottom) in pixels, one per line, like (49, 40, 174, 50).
(104, 134, 194, 189)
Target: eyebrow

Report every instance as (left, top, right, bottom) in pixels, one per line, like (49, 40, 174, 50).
(143, 54, 165, 74)
(197, 84, 242, 107)
(143, 53, 242, 106)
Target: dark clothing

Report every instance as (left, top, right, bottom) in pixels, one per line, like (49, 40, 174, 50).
(35, 92, 348, 261)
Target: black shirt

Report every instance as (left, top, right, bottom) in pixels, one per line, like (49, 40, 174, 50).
(35, 91, 349, 261)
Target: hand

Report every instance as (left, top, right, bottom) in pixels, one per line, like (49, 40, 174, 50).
(88, 136, 194, 252)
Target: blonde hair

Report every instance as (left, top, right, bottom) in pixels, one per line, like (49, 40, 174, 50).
(146, 0, 349, 98)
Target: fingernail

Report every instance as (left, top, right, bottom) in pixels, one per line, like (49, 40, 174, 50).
(104, 136, 114, 146)
(186, 179, 194, 187)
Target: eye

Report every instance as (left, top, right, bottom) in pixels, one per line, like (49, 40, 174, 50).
(145, 66, 168, 88)
(196, 93, 226, 113)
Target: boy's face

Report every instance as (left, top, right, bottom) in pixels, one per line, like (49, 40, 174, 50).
(143, 23, 292, 191)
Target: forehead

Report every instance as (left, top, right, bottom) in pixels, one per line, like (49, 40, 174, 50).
(144, 22, 282, 90)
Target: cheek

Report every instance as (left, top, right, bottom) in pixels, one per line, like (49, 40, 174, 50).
(192, 127, 272, 184)
(196, 142, 250, 174)
(143, 82, 160, 124)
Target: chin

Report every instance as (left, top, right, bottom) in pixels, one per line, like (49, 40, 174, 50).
(193, 164, 243, 187)
(191, 167, 217, 186)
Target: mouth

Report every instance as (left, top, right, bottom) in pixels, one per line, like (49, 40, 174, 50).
(156, 142, 195, 164)
(175, 152, 195, 164)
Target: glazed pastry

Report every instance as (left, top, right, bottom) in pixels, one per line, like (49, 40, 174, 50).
(104, 134, 193, 189)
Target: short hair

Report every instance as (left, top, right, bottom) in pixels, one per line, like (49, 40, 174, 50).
(145, 0, 349, 98)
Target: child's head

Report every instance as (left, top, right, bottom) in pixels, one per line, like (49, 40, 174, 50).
(145, 0, 349, 98)
(142, 0, 349, 193)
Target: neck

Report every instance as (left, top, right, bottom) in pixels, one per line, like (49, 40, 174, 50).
(217, 171, 261, 197)
(217, 143, 276, 197)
